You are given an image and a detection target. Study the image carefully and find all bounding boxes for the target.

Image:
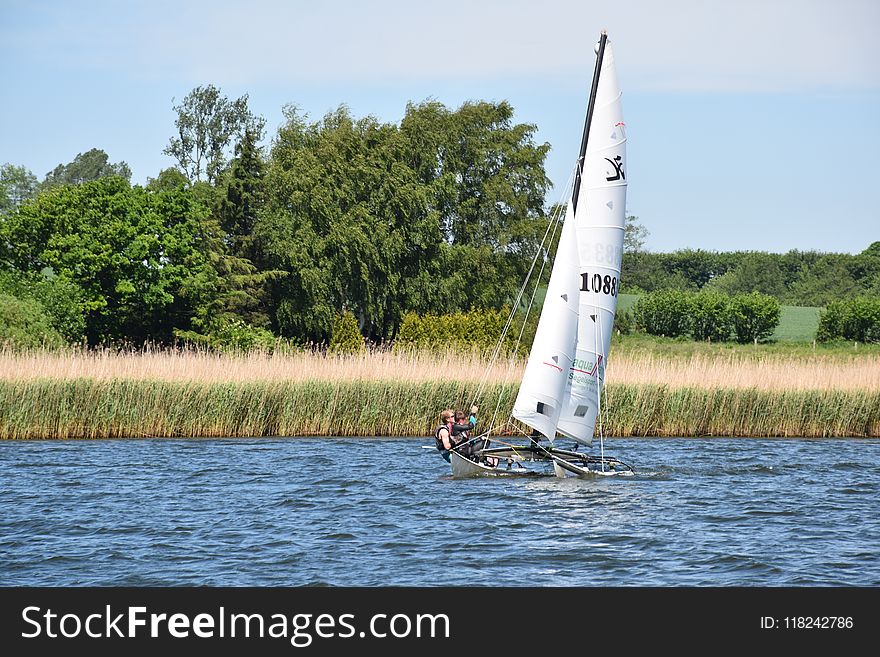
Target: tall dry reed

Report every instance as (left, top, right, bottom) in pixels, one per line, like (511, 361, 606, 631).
(1, 346, 878, 391)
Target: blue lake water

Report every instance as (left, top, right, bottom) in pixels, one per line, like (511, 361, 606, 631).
(1, 436, 878, 586)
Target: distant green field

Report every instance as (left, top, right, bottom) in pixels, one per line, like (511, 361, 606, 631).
(526, 290, 822, 342)
(619, 294, 821, 343)
(772, 305, 823, 342)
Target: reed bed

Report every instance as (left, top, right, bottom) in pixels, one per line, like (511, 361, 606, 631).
(0, 378, 877, 440)
(0, 347, 877, 438)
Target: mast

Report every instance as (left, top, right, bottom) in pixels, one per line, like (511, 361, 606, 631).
(557, 31, 626, 448)
(571, 30, 607, 214)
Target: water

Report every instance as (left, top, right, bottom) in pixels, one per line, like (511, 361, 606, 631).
(1, 437, 878, 586)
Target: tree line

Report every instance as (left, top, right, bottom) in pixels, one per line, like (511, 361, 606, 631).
(0, 85, 551, 348)
(1, 84, 877, 350)
(620, 241, 880, 307)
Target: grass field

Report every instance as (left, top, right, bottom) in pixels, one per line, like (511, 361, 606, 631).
(772, 305, 823, 342)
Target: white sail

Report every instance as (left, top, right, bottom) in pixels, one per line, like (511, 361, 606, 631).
(511, 201, 580, 438)
(557, 41, 627, 446)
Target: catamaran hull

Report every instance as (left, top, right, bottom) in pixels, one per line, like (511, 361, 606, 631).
(449, 444, 633, 479)
(551, 458, 633, 478)
(449, 451, 536, 478)
(450, 451, 498, 477)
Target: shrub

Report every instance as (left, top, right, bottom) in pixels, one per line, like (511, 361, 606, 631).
(175, 319, 280, 353)
(0, 293, 66, 348)
(633, 289, 693, 337)
(690, 290, 731, 341)
(729, 292, 781, 344)
(328, 310, 365, 355)
(817, 296, 880, 343)
(394, 307, 527, 355)
(614, 308, 633, 335)
(0, 269, 86, 341)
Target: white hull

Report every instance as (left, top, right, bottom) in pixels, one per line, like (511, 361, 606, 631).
(449, 451, 533, 478)
(449, 445, 633, 479)
(552, 459, 633, 478)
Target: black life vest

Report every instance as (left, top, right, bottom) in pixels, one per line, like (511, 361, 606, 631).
(435, 425, 450, 451)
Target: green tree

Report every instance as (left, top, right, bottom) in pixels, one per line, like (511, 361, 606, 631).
(42, 148, 131, 188)
(218, 128, 264, 261)
(689, 290, 731, 341)
(705, 252, 788, 298)
(328, 310, 365, 355)
(164, 84, 266, 184)
(260, 105, 438, 343)
(0, 269, 86, 341)
(0, 164, 39, 211)
(623, 215, 648, 253)
(0, 293, 65, 349)
(0, 176, 217, 343)
(787, 253, 865, 306)
(400, 99, 551, 311)
(666, 249, 728, 289)
(729, 292, 781, 344)
(195, 128, 283, 330)
(146, 167, 189, 192)
(817, 296, 880, 343)
(860, 243, 880, 297)
(633, 289, 693, 337)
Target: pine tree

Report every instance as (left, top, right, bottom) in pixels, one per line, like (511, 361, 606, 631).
(198, 129, 284, 331)
(219, 128, 264, 262)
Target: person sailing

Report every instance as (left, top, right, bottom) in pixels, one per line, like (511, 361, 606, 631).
(434, 409, 458, 462)
(435, 405, 478, 463)
(451, 406, 497, 467)
(451, 407, 477, 454)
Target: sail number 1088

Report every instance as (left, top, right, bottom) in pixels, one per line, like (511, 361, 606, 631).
(580, 272, 618, 297)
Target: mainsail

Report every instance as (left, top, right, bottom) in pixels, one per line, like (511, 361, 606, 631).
(513, 34, 627, 447)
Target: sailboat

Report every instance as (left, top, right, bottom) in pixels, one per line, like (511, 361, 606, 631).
(449, 31, 633, 478)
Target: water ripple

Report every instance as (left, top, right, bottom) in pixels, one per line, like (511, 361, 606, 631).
(0, 436, 878, 586)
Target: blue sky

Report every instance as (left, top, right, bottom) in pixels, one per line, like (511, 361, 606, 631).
(2, 0, 878, 253)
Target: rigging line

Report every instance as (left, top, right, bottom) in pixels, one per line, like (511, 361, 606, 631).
(470, 204, 558, 404)
(485, 206, 563, 436)
(472, 433, 532, 459)
(470, 169, 576, 409)
(491, 165, 575, 383)
(595, 303, 605, 471)
(488, 197, 566, 433)
(602, 311, 614, 449)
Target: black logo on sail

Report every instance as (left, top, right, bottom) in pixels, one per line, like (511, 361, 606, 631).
(605, 155, 625, 182)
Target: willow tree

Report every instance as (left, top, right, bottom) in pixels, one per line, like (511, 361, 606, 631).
(257, 100, 552, 344)
(258, 106, 435, 342)
(400, 100, 552, 311)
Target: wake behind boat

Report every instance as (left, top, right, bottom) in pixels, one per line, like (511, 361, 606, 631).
(439, 31, 633, 479)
